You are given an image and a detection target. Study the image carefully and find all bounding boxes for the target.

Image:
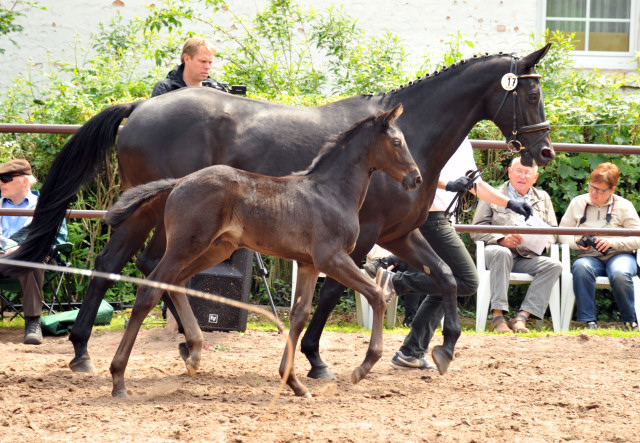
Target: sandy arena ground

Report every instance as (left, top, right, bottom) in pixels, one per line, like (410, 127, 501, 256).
(1, 324, 639, 442)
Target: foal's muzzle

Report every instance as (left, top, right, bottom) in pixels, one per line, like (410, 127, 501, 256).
(402, 170, 423, 191)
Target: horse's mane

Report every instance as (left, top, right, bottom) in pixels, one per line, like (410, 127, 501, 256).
(292, 113, 377, 177)
(364, 51, 513, 98)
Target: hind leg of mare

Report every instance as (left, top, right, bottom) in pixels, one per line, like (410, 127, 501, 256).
(69, 207, 156, 373)
(301, 242, 373, 380)
(320, 251, 388, 384)
(381, 229, 460, 374)
(280, 264, 319, 397)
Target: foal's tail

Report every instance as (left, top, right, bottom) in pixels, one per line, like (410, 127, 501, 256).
(0, 102, 142, 275)
(104, 179, 177, 229)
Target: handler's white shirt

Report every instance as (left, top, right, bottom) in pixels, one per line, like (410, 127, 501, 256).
(430, 137, 483, 212)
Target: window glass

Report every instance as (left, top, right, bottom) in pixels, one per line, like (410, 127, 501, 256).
(546, 0, 632, 53)
(547, 0, 586, 18)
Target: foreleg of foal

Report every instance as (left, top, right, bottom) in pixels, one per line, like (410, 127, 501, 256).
(381, 229, 460, 375)
(280, 264, 319, 397)
(321, 252, 388, 384)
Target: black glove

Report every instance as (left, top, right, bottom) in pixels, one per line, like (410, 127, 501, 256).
(506, 200, 533, 220)
(445, 176, 473, 193)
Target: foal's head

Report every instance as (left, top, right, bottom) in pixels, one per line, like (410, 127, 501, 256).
(371, 104, 422, 191)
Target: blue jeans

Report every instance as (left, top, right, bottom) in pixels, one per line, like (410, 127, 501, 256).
(572, 253, 638, 323)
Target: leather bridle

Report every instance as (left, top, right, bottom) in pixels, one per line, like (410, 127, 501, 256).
(491, 56, 550, 154)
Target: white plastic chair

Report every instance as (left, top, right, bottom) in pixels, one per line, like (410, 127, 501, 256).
(559, 244, 640, 331)
(475, 240, 561, 332)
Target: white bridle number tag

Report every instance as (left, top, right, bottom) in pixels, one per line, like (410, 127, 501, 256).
(501, 73, 518, 91)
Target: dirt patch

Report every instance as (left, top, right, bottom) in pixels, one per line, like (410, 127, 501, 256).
(1, 325, 639, 442)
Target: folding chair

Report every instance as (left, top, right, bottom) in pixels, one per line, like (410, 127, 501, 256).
(0, 241, 74, 320)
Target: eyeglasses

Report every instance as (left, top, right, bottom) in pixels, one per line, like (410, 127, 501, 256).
(0, 175, 15, 184)
(588, 183, 613, 194)
(511, 168, 534, 178)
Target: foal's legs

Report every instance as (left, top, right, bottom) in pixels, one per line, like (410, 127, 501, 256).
(110, 281, 167, 397)
(279, 264, 319, 397)
(320, 251, 390, 384)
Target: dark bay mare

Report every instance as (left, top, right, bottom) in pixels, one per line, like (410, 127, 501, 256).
(103, 105, 421, 397)
(4, 45, 554, 377)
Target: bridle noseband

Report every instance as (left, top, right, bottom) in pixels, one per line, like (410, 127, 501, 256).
(491, 56, 550, 154)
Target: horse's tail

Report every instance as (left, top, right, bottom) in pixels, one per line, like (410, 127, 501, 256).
(3, 101, 141, 274)
(104, 179, 177, 229)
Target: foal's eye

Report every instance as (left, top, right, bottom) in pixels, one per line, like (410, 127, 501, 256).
(392, 138, 401, 147)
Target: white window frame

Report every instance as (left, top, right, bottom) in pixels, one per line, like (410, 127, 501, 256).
(537, 0, 640, 70)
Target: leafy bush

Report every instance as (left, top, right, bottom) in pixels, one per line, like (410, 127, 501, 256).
(1, 0, 639, 318)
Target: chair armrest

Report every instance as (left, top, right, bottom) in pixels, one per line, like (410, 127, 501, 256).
(476, 240, 487, 272)
(560, 243, 572, 274)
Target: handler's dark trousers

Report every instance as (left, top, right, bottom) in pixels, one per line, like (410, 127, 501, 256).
(395, 211, 478, 359)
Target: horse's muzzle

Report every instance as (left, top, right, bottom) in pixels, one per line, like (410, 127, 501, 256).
(402, 170, 423, 191)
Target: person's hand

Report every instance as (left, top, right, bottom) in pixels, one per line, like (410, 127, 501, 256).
(498, 234, 523, 249)
(445, 176, 472, 193)
(594, 237, 612, 254)
(506, 200, 533, 220)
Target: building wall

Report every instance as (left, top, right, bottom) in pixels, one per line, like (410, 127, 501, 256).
(0, 0, 541, 91)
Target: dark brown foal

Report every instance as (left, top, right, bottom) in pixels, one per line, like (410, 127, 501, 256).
(104, 104, 422, 397)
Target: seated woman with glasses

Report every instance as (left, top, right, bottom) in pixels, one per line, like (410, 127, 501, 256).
(559, 162, 640, 331)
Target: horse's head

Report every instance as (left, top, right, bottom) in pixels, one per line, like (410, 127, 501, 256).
(374, 104, 422, 190)
(491, 44, 555, 167)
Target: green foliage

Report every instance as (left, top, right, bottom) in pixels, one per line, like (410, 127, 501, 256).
(1, 0, 639, 316)
(0, 1, 44, 54)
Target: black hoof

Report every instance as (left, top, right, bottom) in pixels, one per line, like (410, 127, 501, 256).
(178, 342, 189, 362)
(431, 346, 453, 375)
(307, 365, 337, 380)
(69, 357, 97, 373)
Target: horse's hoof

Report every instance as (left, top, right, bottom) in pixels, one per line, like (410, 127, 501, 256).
(112, 389, 128, 398)
(178, 342, 189, 362)
(350, 366, 367, 384)
(185, 359, 198, 377)
(431, 346, 453, 375)
(307, 366, 336, 380)
(301, 392, 312, 398)
(69, 357, 97, 374)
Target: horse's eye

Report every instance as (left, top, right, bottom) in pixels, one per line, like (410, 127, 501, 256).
(393, 138, 401, 147)
(528, 93, 539, 101)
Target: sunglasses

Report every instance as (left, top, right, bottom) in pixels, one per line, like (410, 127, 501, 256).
(0, 175, 15, 184)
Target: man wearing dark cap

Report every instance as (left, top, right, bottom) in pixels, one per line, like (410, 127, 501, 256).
(1, 159, 51, 344)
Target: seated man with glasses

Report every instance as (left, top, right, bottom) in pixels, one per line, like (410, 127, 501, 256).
(559, 162, 640, 331)
(471, 157, 561, 333)
(1, 158, 67, 344)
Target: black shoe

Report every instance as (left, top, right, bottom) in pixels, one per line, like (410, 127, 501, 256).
(24, 316, 43, 345)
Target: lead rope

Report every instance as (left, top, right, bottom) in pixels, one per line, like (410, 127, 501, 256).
(445, 144, 522, 222)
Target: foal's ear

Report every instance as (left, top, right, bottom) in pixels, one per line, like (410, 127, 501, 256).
(378, 103, 404, 127)
(520, 43, 551, 72)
